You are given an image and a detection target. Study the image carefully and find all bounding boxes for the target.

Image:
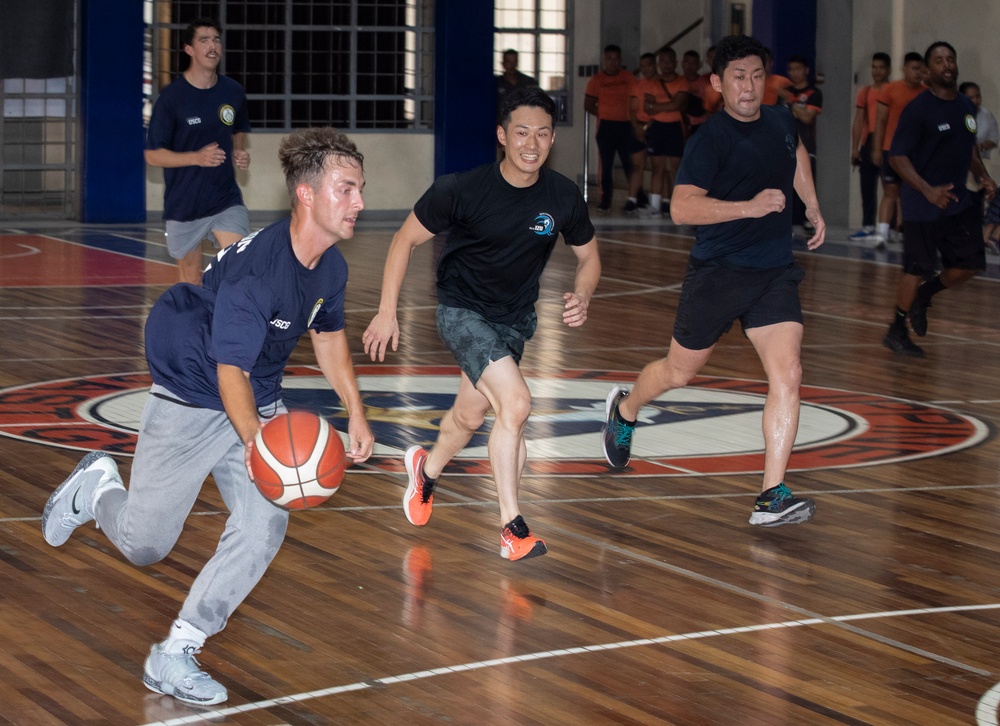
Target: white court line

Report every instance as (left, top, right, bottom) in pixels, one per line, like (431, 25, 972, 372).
(6, 481, 1000, 526)
(140, 602, 1000, 726)
(0, 243, 41, 258)
(978, 681, 1000, 726)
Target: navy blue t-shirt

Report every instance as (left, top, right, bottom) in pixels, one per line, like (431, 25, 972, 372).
(144, 219, 348, 410)
(890, 89, 978, 222)
(675, 104, 798, 268)
(146, 75, 250, 222)
(414, 163, 595, 326)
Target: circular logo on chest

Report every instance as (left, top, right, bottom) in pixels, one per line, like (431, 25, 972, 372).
(219, 104, 236, 126)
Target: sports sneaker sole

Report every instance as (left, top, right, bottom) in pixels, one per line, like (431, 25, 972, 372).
(749, 499, 816, 527)
(41, 451, 109, 547)
(501, 539, 548, 561)
(882, 335, 924, 358)
(402, 445, 431, 526)
(142, 672, 228, 705)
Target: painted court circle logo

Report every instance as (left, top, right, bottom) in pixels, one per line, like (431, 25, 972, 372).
(0, 366, 987, 476)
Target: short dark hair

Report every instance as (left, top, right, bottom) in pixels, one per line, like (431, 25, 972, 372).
(603, 44, 622, 56)
(657, 46, 677, 59)
(787, 54, 809, 68)
(712, 35, 767, 77)
(924, 41, 956, 66)
(279, 128, 365, 208)
(903, 51, 924, 66)
(959, 81, 979, 94)
(639, 52, 656, 63)
(872, 52, 891, 66)
(683, 50, 700, 61)
(498, 86, 556, 129)
(503, 49, 518, 58)
(183, 18, 221, 48)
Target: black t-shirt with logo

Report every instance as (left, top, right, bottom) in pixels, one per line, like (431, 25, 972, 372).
(890, 89, 978, 222)
(676, 104, 798, 268)
(414, 163, 595, 325)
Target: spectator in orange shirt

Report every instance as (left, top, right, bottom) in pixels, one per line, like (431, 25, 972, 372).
(682, 49, 720, 135)
(872, 52, 926, 245)
(849, 52, 891, 245)
(697, 46, 723, 118)
(762, 47, 792, 105)
(638, 47, 690, 217)
(585, 44, 639, 212)
(625, 53, 658, 214)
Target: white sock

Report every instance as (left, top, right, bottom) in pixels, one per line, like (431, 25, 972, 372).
(877, 222, 890, 238)
(162, 619, 208, 653)
(628, 196, 637, 203)
(651, 194, 662, 209)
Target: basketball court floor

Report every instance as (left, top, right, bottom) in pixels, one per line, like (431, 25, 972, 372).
(1, 213, 999, 725)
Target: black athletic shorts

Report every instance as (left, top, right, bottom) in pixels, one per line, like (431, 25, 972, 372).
(646, 120, 686, 157)
(902, 203, 985, 276)
(673, 258, 805, 350)
(436, 305, 537, 386)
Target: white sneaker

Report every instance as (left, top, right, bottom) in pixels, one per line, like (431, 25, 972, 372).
(41, 452, 123, 546)
(143, 641, 228, 705)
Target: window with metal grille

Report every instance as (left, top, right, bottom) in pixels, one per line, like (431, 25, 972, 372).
(145, 0, 434, 131)
(494, 0, 572, 123)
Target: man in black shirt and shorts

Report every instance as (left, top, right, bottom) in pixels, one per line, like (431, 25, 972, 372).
(882, 41, 996, 357)
(363, 86, 601, 561)
(601, 35, 826, 527)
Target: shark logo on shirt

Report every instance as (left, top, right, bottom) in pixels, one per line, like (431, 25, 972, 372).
(530, 213, 555, 236)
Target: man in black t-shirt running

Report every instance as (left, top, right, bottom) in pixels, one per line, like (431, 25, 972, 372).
(601, 35, 826, 528)
(363, 87, 601, 561)
(882, 41, 996, 357)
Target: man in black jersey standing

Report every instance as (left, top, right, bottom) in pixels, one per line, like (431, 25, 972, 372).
(881, 41, 995, 357)
(363, 86, 601, 561)
(601, 35, 826, 527)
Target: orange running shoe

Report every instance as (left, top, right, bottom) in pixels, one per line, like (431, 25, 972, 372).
(403, 446, 434, 526)
(500, 515, 547, 561)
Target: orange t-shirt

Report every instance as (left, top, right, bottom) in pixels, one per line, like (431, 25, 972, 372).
(877, 80, 926, 151)
(686, 73, 719, 125)
(763, 74, 791, 105)
(856, 85, 880, 136)
(585, 71, 635, 122)
(699, 73, 723, 115)
(630, 75, 690, 123)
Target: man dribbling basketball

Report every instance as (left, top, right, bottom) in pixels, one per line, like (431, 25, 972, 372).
(41, 128, 374, 705)
(363, 86, 601, 561)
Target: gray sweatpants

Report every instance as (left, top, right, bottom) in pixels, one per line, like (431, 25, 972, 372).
(94, 384, 289, 637)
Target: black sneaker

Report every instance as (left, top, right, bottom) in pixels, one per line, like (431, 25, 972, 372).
(601, 387, 635, 469)
(637, 189, 649, 207)
(623, 200, 638, 214)
(882, 326, 924, 357)
(749, 483, 816, 527)
(908, 296, 931, 337)
(660, 200, 670, 217)
(597, 199, 611, 212)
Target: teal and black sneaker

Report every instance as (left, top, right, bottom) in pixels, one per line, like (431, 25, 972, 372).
(749, 483, 816, 527)
(601, 387, 635, 469)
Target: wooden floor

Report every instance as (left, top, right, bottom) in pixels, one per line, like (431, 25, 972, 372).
(1, 215, 999, 725)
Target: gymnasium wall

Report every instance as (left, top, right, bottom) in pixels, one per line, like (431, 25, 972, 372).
(144, 0, 1000, 221)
